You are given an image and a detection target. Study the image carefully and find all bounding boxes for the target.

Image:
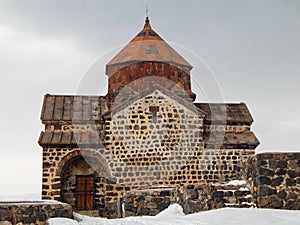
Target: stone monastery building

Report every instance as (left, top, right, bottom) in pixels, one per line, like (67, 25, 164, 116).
(39, 17, 261, 217)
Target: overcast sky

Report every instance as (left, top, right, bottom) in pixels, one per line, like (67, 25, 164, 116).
(0, 0, 299, 195)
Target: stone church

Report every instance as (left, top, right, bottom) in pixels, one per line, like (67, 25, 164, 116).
(38, 17, 260, 217)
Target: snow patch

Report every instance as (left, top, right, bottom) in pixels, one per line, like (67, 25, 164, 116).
(47, 218, 78, 225)
(72, 204, 300, 225)
(155, 203, 185, 218)
(239, 187, 249, 191)
(225, 180, 246, 186)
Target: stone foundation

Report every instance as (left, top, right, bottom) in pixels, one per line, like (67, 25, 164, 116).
(0, 201, 72, 225)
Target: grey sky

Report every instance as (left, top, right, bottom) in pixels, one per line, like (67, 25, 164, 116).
(0, 0, 299, 195)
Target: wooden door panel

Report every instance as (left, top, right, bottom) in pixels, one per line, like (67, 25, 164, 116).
(76, 176, 94, 210)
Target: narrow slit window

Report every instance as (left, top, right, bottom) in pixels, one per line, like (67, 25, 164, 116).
(149, 106, 159, 123)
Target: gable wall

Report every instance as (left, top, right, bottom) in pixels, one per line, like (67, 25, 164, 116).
(104, 90, 204, 187)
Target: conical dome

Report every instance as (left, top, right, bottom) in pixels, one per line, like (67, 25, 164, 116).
(106, 17, 192, 76)
(105, 17, 196, 102)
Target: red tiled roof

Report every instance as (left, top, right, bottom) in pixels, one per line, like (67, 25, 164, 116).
(106, 17, 192, 76)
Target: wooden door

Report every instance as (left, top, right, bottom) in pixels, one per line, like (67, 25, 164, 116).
(76, 175, 94, 210)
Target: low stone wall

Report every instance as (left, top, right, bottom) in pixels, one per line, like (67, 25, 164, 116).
(255, 152, 300, 209)
(0, 201, 72, 225)
(121, 182, 255, 217)
(178, 182, 254, 214)
(122, 188, 176, 217)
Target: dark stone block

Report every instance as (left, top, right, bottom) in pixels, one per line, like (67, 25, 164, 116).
(278, 160, 287, 169)
(290, 154, 300, 160)
(52, 183, 61, 189)
(186, 189, 198, 199)
(137, 195, 145, 201)
(258, 197, 269, 207)
(43, 162, 52, 168)
(160, 191, 171, 197)
(257, 154, 273, 160)
(106, 192, 118, 197)
(212, 191, 224, 198)
(259, 167, 275, 176)
(227, 191, 234, 197)
(24, 216, 36, 223)
(125, 203, 136, 212)
(257, 176, 271, 185)
(234, 190, 244, 197)
(42, 184, 49, 189)
(288, 192, 298, 200)
(138, 208, 149, 215)
(36, 212, 47, 221)
(276, 169, 286, 176)
(286, 200, 296, 209)
(15, 215, 24, 223)
(149, 209, 159, 216)
(268, 160, 278, 169)
(185, 200, 204, 214)
(270, 196, 283, 208)
(50, 209, 71, 218)
(286, 178, 296, 186)
(271, 177, 283, 186)
(106, 185, 114, 191)
(288, 170, 300, 178)
(20, 205, 33, 214)
(277, 190, 287, 199)
(257, 160, 267, 167)
(157, 201, 170, 211)
(116, 186, 124, 191)
(0, 209, 13, 221)
(259, 186, 276, 196)
(296, 177, 300, 185)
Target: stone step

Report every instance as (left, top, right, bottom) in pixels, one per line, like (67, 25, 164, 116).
(210, 180, 256, 208)
(75, 210, 99, 217)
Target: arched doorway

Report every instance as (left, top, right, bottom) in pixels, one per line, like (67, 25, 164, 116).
(61, 156, 106, 212)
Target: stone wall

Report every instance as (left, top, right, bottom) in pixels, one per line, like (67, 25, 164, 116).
(254, 152, 300, 209)
(0, 201, 72, 225)
(104, 89, 204, 188)
(120, 181, 255, 217)
(122, 188, 176, 217)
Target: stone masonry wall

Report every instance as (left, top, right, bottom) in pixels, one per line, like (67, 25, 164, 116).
(0, 201, 72, 225)
(104, 90, 203, 188)
(121, 181, 254, 217)
(122, 188, 176, 217)
(42, 147, 109, 216)
(254, 153, 300, 209)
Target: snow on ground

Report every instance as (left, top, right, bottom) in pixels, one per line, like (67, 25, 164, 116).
(2, 192, 300, 225)
(66, 204, 300, 225)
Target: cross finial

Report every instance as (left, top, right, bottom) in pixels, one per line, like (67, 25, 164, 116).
(146, 4, 149, 18)
(144, 5, 151, 29)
